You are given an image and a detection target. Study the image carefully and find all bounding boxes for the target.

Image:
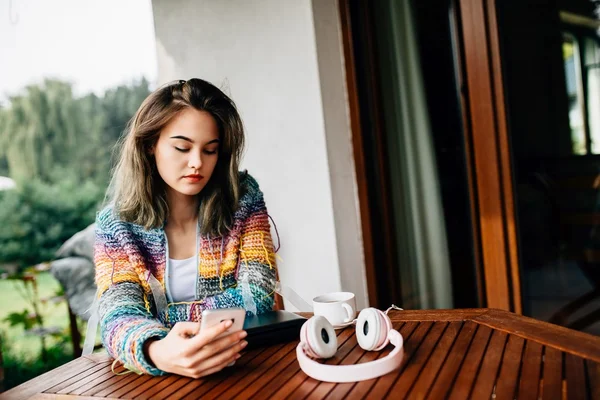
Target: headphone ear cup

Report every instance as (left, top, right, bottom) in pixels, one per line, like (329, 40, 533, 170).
(301, 315, 337, 359)
(356, 308, 392, 351)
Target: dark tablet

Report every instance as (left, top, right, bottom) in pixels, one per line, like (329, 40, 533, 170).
(243, 310, 307, 349)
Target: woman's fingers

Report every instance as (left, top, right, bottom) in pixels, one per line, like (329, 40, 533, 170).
(191, 320, 233, 348)
(191, 338, 248, 371)
(197, 330, 247, 358)
(188, 323, 245, 355)
(189, 353, 242, 379)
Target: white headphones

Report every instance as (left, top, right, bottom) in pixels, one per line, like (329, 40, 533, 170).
(296, 307, 404, 383)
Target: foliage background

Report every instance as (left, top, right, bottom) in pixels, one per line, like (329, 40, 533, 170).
(0, 78, 150, 390)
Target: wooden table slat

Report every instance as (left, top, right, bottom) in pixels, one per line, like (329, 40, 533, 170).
(424, 321, 478, 399)
(232, 339, 306, 400)
(447, 324, 493, 400)
(269, 326, 358, 400)
(68, 368, 130, 396)
(183, 343, 288, 400)
(473, 309, 600, 362)
(541, 347, 563, 400)
(494, 334, 525, 400)
(212, 341, 298, 399)
(337, 321, 419, 400)
(585, 359, 600, 399)
(163, 347, 265, 400)
(515, 340, 543, 400)
(408, 321, 463, 399)
(469, 329, 509, 399)
(85, 371, 140, 398)
(103, 374, 153, 398)
(45, 361, 114, 394)
(287, 339, 368, 400)
(56, 364, 126, 395)
(565, 353, 589, 400)
(365, 322, 434, 399)
(386, 322, 449, 397)
(134, 374, 181, 400)
(1, 356, 108, 400)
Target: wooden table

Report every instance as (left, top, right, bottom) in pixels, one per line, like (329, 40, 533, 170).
(2, 309, 600, 399)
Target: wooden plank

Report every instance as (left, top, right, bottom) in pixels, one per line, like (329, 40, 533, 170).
(469, 330, 509, 398)
(56, 363, 122, 395)
(250, 326, 355, 399)
(269, 327, 357, 400)
(287, 332, 367, 400)
(565, 353, 588, 399)
(586, 359, 600, 399)
(427, 321, 478, 399)
(541, 347, 563, 400)
(27, 394, 120, 400)
(104, 375, 153, 398)
(86, 371, 140, 397)
(515, 341, 543, 400)
(408, 322, 462, 398)
(385, 322, 449, 396)
(473, 310, 600, 362)
(232, 341, 305, 399)
(45, 361, 114, 393)
(133, 374, 181, 400)
(68, 368, 131, 396)
(365, 322, 433, 398)
(164, 347, 265, 400)
(190, 343, 289, 400)
(336, 322, 418, 400)
(211, 341, 298, 399)
(1, 357, 107, 400)
(385, 309, 486, 322)
(494, 335, 525, 400)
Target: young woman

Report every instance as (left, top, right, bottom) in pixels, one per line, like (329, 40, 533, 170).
(94, 78, 277, 378)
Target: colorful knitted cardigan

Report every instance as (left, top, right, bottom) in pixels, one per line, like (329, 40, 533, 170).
(94, 173, 277, 375)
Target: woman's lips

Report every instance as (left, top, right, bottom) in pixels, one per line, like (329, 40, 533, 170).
(183, 174, 203, 183)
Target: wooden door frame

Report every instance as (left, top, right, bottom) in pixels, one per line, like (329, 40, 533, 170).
(338, 0, 522, 313)
(457, 0, 521, 313)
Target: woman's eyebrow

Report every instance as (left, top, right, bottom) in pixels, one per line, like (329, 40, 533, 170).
(170, 136, 219, 145)
(170, 135, 193, 143)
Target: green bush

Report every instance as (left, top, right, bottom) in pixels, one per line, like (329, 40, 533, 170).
(0, 173, 103, 270)
(1, 331, 73, 390)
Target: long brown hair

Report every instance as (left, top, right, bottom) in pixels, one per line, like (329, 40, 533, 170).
(107, 78, 245, 236)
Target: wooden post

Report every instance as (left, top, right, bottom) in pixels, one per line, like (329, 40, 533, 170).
(68, 304, 82, 358)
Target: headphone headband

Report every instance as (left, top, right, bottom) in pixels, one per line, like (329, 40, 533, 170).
(296, 327, 404, 383)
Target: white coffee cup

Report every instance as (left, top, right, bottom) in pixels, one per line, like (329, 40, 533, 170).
(312, 292, 357, 327)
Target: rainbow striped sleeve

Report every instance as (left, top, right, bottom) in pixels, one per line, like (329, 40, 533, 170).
(199, 174, 277, 314)
(94, 208, 169, 376)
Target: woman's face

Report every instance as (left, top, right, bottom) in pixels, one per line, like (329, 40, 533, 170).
(152, 108, 220, 198)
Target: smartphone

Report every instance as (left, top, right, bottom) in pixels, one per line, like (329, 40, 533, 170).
(200, 307, 246, 339)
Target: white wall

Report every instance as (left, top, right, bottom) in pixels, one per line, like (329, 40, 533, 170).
(151, 0, 368, 309)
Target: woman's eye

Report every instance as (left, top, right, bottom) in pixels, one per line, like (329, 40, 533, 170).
(204, 149, 218, 155)
(175, 147, 189, 153)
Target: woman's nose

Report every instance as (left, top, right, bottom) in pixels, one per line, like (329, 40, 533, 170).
(188, 152, 202, 169)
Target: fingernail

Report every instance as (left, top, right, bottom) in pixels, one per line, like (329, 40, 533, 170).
(235, 353, 242, 360)
(240, 340, 248, 348)
(224, 320, 233, 328)
(239, 331, 247, 339)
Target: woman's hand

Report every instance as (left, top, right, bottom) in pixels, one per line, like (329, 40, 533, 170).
(146, 320, 248, 378)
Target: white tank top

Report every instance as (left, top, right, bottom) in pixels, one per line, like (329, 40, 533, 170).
(168, 255, 196, 302)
